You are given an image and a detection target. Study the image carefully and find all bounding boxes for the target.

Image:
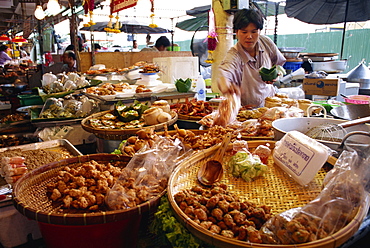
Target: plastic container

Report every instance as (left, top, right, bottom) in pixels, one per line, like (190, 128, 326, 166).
(283, 61, 303, 72)
(17, 94, 44, 106)
(313, 100, 341, 112)
(273, 130, 330, 186)
(344, 95, 370, 104)
(153, 57, 199, 84)
(195, 74, 206, 101)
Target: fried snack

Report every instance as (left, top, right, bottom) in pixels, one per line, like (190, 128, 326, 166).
(264, 97, 282, 108)
(135, 85, 152, 93)
(45, 160, 124, 212)
(174, 183, 272, 243)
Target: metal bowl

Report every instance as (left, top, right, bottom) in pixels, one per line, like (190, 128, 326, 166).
(272, 117, 370, 150)
(1, 83, 28, 96)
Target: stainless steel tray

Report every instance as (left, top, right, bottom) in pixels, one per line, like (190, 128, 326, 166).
(0, 139, 82, 157)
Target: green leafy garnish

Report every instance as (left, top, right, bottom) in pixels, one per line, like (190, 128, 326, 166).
(149, 195, 215, 248)
(259, 65, 278, 82)
(175, 78, 192, 93)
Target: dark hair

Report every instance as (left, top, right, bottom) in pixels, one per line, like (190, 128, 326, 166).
(65, 44, 75, 51)
(64, 50, 76, 60)
(233, 9, 264, 31)
(155, 36, 170, 48)
(0, 45, 8, 52)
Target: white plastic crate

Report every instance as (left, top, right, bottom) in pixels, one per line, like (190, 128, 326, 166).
(153, 57, 199, 84)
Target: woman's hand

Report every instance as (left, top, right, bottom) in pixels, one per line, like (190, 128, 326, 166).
(264, 78, 277, 85)
(218, 77, 241, 96)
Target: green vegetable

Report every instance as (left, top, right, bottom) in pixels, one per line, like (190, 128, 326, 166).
(115, 100, 148, 122)
(150, 195, 215, 248)
(120, 110, 139, 122)
(259, 65, 278, 82)
(133, 100, 149, 115)
(111, 140, 126, 154)
(175, 78, 192, 93)
(228, 151, 268, 182)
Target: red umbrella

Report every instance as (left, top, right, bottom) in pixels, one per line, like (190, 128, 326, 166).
(0, 34, 10, 41)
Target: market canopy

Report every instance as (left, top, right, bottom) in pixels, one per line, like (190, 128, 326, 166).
(176, 2, 286, 32)
(285, 0, 370, 58)
(80, 21, 170, 34)
(285, 0, 370, 24)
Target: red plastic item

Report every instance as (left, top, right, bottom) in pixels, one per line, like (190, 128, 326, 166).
(38, 215, 141, 248)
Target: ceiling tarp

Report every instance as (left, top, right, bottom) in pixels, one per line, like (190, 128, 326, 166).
(176, 2, 286, 32)
(80, 21, 169, 34)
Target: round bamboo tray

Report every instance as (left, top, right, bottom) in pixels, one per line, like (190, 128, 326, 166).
(177, 113, 204, 121)
(81, 110, 178, 140)
(12, 154, 166, 226)
(175, 101, 219, 121)
(167, 141, 369, 248)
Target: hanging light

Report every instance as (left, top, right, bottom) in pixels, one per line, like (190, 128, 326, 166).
(0, 34, 10, 41)
(47, 0, 61, 16)
(34, 5, 46, 20)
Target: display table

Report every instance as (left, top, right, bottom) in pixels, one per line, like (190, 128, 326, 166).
(0, 205, 42, 248)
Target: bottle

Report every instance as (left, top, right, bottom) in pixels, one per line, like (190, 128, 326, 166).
(195, 74, 206, 101)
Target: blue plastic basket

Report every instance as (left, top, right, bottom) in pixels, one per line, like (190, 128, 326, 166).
(283, 61, 303, 72)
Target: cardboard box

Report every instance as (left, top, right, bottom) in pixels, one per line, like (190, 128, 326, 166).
(302, 78, 340, 96)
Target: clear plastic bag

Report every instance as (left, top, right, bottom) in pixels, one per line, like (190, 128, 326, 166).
(105, 136, 193, 210)
(261, 144, 370, 244)
(213, 93, 241, 127)
(38, 98, 64, 118)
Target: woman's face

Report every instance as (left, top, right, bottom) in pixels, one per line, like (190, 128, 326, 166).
(236, 23, 261, 52)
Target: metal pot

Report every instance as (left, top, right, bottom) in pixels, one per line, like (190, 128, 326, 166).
(281, 51, 300, 59)
(272, 117, 370, 150)
(330, 104, 370, 120)
(279, 47, 305, 59)
(0, 83, 27, 96)
(346, 60, 370, 89)
(309, 59, 348, 73)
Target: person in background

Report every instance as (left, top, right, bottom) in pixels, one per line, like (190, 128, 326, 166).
(61, 50, 77, 73)
(141, 36, 170, 52)
(145, 34, 154, 47)
(93, 43, 101, 52)
(19, 46, 29, 58)
(218, 8, 286, 108)
(131, 40, 140, 52)
(0, 45, 12, 66)
(65, 44, 75, 52)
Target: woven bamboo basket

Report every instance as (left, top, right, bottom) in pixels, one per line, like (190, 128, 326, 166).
(177, 113, 204, 121)
(167, 141, 369, 248)
(12, 154, 166, 226)
(81, 110, 178, 140)
(159, 129, 272, 142)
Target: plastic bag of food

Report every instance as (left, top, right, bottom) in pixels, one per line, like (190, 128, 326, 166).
(38, 98, 64, 118)
(259, 107, 289, 121)
(105, 136, 192, 210)
(75, 95, 100, 117)
(227, 148, 268, 182)
(260, 144, 370, 245)
(213, 93, 241, 127)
